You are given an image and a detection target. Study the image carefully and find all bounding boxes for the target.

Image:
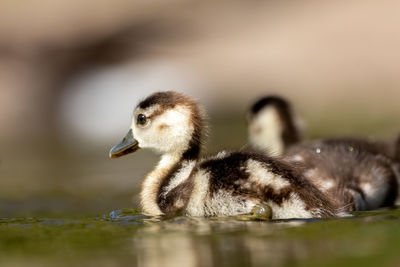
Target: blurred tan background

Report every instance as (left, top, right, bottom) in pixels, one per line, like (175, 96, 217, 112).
(1, 0, 399, 216)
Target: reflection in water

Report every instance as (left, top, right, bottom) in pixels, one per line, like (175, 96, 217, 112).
(131, 215, 311, 267)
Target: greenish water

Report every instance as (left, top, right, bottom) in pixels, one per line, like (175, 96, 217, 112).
(1, 208, 400, 267)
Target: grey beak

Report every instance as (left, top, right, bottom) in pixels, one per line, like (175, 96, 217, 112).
(109, 129, 140, 158)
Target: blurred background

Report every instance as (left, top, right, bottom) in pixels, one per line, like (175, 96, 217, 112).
(1, 0, 400, 216)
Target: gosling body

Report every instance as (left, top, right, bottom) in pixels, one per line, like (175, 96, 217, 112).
(247, 95, 399, 210)
(110, 91, 342, 219)
(284, 140, 398, 211)
(247, 95, 400, 161)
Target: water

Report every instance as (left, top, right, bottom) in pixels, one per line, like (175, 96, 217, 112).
(1, 118, 400, 267)
(1, 208, 400, 267)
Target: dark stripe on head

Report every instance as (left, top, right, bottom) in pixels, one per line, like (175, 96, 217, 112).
(250, 95, 300, 147)
(138, 91, 191, 110)
(250, 96, 289, 115)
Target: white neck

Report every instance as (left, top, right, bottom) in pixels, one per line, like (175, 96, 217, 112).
(140, 152, 196, 215)
(249, 107, 284, 156)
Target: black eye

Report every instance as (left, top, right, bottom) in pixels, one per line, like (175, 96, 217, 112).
(137, 114, 147, 125)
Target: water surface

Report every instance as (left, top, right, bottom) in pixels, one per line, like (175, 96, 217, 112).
(1, 207, 400, 267)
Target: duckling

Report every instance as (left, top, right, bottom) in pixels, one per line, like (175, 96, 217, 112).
(247, 95, 399, 210)
(109, 91, 342, 219)
(247, 95, 400, 161)
(247, 96, 302, 156)
(284, 140, 398, 211)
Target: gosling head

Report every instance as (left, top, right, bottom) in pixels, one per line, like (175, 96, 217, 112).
(110, 91, 204, 160)
(247, 95, 302, 155)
